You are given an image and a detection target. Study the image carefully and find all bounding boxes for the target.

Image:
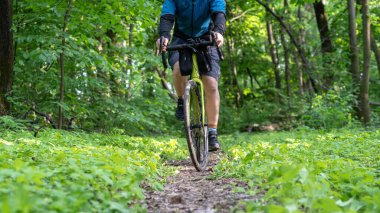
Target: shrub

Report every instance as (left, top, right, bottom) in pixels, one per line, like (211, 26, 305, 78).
(302, 89, 355, 129)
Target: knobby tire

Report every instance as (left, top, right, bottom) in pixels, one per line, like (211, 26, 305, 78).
(183, 80, 208, 171)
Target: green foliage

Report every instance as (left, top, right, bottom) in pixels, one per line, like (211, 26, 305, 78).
(219, 0, 379, 130)
(1, 127, 379, 212)
(302, 89, 355, 129)
(0, 116, 27, 131)
(7, 0, 380, 134)
(219, 96, 299, 134)
(10, 0, 173, 135)
(0, 130, 187, 212)
(214, 128, 380, 212)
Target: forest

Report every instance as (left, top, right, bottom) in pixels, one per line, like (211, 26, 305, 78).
(0, 0, 379, 212)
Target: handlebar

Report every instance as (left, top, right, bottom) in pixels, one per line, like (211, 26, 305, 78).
(166, 41, 213, 51)
(160, 31, 224, 70)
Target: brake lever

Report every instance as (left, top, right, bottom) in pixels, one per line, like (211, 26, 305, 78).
(216, 44, 225, 61)
(211, 32, 224, 61)
(160, 37, 168, 70)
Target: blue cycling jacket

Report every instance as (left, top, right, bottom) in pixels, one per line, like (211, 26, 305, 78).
(161, 0, 226, 38)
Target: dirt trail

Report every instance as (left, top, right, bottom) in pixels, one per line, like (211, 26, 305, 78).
(145, 153, 258, 213)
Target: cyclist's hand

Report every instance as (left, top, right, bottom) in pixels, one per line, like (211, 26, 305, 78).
(214, 32, 224, 48)
(156, 37, 169, 53)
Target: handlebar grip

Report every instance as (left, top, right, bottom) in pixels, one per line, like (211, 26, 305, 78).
(162, 52, 168, 69)
(160, 37, 168, 69)
(216, 46, 224, 61)
(210, 31, 224, 61)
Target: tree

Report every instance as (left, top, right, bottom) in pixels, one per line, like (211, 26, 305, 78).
(0, 0, 14, 116)
(255, 0, 318, 94)
(370, 28, 380, 78)
(225, 30, 243, 108)
(296, 5, 305, 96)
(266, 15, 282, 91)
(359, 0, 371, 125)
(313, 0, 335, 90)
(313, 0, 333, 53)
(6, 0, 380, 132)
(226, 6, 243, 108)
(58, 0, 73, 129)
(281, 0, 291, 97)
(348, 0, 360, 85)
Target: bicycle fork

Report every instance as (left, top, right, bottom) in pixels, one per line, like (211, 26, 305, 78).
(190, 54, 206, 127)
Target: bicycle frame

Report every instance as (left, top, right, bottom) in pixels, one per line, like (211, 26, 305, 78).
(190, 54, 206, 126)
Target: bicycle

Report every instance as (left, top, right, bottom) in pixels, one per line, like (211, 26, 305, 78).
(160, 32, 224, 171)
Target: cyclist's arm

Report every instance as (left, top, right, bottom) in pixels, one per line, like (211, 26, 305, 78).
(210, 0, 226, 37)
(212, 12, 226, 36)
(159, 0, 176, 40)
(159, 15, 175, 40)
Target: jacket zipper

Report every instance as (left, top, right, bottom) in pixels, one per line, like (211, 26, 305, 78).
(191, 0, 194, 37)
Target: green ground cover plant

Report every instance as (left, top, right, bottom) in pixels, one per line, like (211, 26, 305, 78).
(1, 127, 379, 212)
(215, 128, 380, 212)
(0, 130, 186, 212)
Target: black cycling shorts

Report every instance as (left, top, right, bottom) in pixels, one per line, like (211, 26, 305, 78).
(168, 36, 221, 80)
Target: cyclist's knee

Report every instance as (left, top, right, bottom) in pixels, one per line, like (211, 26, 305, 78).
(203, 76, 219, 94)
(208, 85, 219, 95)
(173, 62, 180, 74)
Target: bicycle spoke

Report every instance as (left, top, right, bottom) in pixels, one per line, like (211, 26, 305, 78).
(184, 80, 208, 171)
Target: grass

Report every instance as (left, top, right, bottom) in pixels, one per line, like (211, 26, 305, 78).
(0, 129, 186, 212)
(1, 127, 379, 212)
(215, 127, 380, 212)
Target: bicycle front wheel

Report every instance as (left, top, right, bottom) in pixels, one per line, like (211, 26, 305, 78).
(183, 80, 208, 171)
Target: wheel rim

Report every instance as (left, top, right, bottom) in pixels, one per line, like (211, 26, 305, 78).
(184, 81, 208, 171)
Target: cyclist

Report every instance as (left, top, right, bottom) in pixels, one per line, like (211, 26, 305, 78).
(156, 0, 226, 151)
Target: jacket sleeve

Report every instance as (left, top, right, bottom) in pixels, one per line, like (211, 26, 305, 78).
(159, 0, 176, 40)
(159, 14, 175, 40)
(210, 0, 226, 35)
(161, 0, 176, 16)
(212, 12, 226, 35)
(210, 0, 226, 14)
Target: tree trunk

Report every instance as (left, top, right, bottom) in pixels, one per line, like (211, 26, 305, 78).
(14, 0, 18, 62)
(294, 54, 304, 96)
(281, 32, 291, 97)
(370, 29, 380, 78)
(348, 0, 361, 117)
(282, 0, 291, 97)
(359, 0, 371, 125)
(232, 62, 242, 107)
(256, 0, 318, 94)
(297, 5, 305, 96)
(313, 0, 333, 53)
(314, 0, 334, 90)
(106, 29, 122, 96)
(226, 29, 242, 108)
(246, 68, 254, 89)
(348, 0, 360, 85)
(0, 0, 14, 116)
(58, 0, 72, 129)
(126, 23, 134, 99)
(225, 32, 233, 87)
(266, 18, 281, 91)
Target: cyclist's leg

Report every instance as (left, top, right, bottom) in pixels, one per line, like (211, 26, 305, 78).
(200, 47, 221, 151)
(172, 62, 187, 98)
(202, 76, 219, 128)
(200, 47, 221, 128)
(202, 75, 220, 151)
(168, 37, 188, 98)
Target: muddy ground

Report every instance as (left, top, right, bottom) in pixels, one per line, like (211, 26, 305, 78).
(145, 153, 261, 212)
